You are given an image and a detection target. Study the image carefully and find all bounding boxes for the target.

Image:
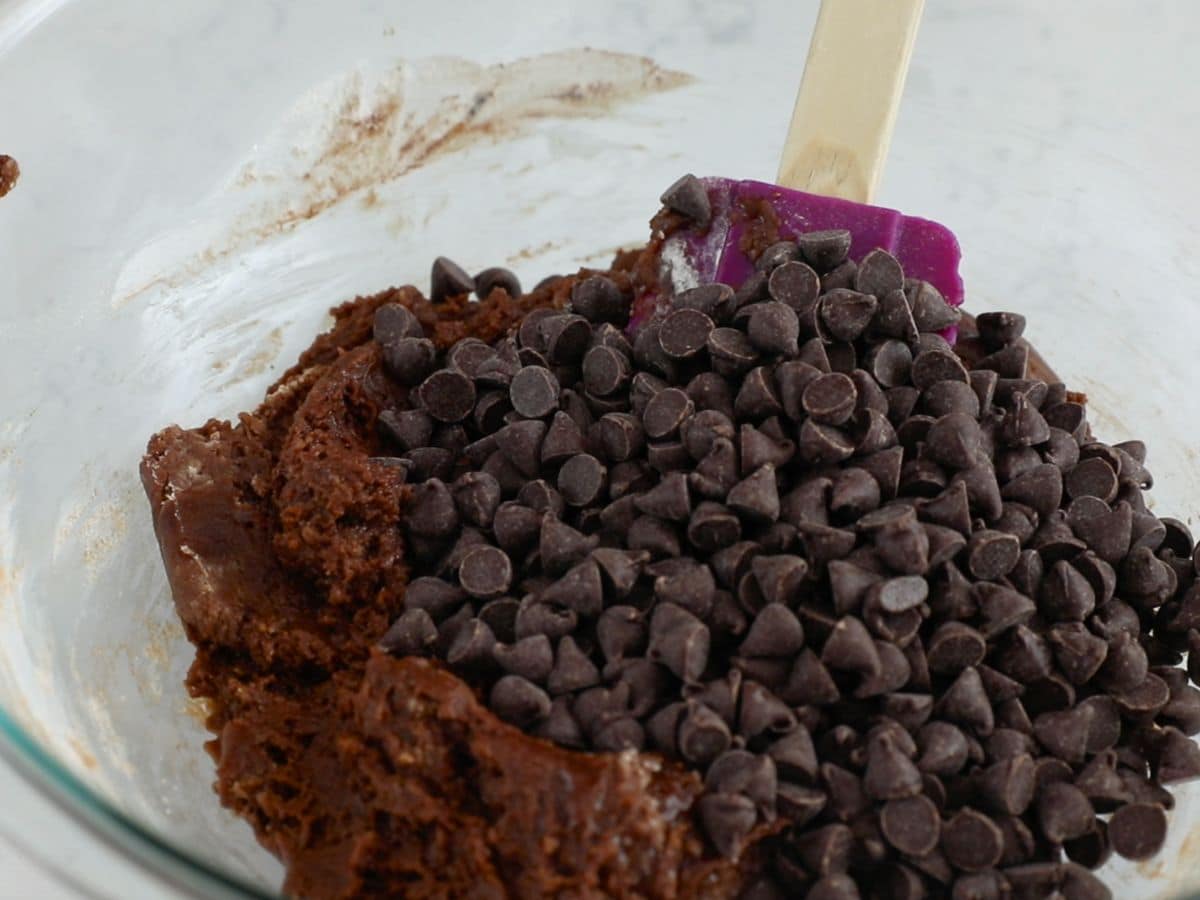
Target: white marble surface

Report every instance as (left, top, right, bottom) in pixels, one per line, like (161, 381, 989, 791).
(0, 1, 1198, 898)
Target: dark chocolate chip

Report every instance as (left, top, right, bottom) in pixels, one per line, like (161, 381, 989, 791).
(768, 260, 821, 312)
(659, 307, 715, 359)
(1108, 802, 1167, 860)
(430, 256, 474, 302)
(854, 248, 904, 297)
(912, 349, 969, 390)
(383, 337, 438, 386)
(643, 387, 695, 440)
(977, 753, 1037, 816)
(379, 608, 439, 655)
(880, 794, 941, 857)
(557, 453, 607, 507)
(909, 280, 961, 331)
(539, 516, 597, 575)
(509, 365, 560, 418)
(473, 266, 521, 299)
(493, 634, 554, 682)
(571, 275, 626, 324)
(942, 808, 1004, 872)
(1037, 781, 1095, 843)
(490, 674, 551, 726)
(1033, 706, 1093, 764)
(494, 419, 547, 476)
(976, 311, 1027, 349)
(821, 289, 878, 341)
(747, 302, 800, 357)
(660, 173, 712, 226)
(678, 701, 732, 766)
(937, 667, 994, 735)
(457, 545, 513, 600)
(648, 603, 710, 683)
(728, 465, 781, 523)
(741, 603, 805, 657)
(798, 229, 852, 269)
(863, 733, 923, 800)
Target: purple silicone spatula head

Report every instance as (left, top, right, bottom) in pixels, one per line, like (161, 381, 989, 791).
(647, 176, 962, 318)
(637, 1, 960, 333)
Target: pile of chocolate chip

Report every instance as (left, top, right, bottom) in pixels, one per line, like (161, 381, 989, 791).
(375, 226, 1200, 899)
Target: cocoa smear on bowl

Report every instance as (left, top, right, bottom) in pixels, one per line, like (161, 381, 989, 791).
(0, 155, 19, 198)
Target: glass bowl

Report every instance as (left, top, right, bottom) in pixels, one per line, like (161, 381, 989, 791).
(1, 0, 1198, 895)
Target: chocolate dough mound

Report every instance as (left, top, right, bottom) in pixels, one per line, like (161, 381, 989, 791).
(142, 256, 757, 898)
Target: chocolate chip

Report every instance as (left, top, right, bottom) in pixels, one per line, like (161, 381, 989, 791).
(374, 303, 424, 344)
(381, 337, 437, 386)
(822, 616, 882, 677)
(580, 345, 629, 397)
(912, 349, 969, 391)
(937, 667, 994, 735)
(747, 302, 801, 357)
(851, 249, 902, 297)
(909, 281, 961, 331)
(514, 601, 578, 642)
(430, 256, 474, 302)
(493, 634, 554, 681)
(976, 311, 1027, 349)
(738, 602, 805, 658)
(975, 342, 1030, 379)
(571, 275, 626, 324)
(806, 875, 860, 900)
(1153, 726, 1200, 783)
(698, 790, 762, 860)
(490, 674, 551, 726)
(543, 635, 600, 694)
(726, 465, 780, 523)
(942, 808, 1004, 872)
(509, 365, 560, 418)
(655, 307, 712, 359)
(492, 419, 546, 477)
(446, 617, 497, 667)
(379, 408, 434, 452)
(821, 289, 878, 342)
(926, 622, 986, 674)
(1108, 802, 1167, 860)
(925, 412, 984, 470)
(647, 603, 709, 683)
(880, 794, 941, 857)
(863, 733, 923, 800)
(966, 529, 1020, 580)
(473, 265, 521, 299)
(800, 373, 858, 426)
(380, 608, 439, 655)
(556, 453, 607, 507)
(678, 701, 732, 765)
(739, 680, 796, 739)
(456, 545, 512, 600)
(766, 260, 820, 312)
(539, 516, 596, 575)
(1037, 781, 1095, 844)
(702, 328, 757, 378)
(660, 173, 712, 226)
(406, 479, 459, 538)
(799, 420, 856, 465)
(796, 229, 851, 270)
(637, 386, 691, 439)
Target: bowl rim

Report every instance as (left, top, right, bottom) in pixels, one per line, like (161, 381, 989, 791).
(0, 704, 273, 899)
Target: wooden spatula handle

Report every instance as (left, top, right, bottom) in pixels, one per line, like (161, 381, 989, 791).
(777, 0, 925, 203)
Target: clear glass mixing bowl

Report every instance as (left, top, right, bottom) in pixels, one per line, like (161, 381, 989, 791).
(1, 0, 1198, 896)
